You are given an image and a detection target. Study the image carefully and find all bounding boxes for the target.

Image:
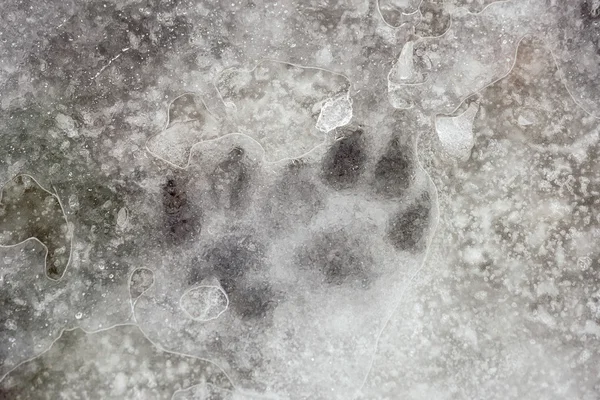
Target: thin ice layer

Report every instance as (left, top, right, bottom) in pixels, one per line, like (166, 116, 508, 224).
(0, 325, 232, 399)
(215, 61, 352, 161)
(0, 174, 71, 280)
(542, 0, 600, 117)
(435, 101, 479, 161)
(388, 0, 548, 113)
(146, 94, 222, 169)
(0, 241, 69, 378)
(363, 38, 600, 400)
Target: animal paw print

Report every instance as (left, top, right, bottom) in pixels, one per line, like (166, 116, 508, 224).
(135, 102, 434, 398)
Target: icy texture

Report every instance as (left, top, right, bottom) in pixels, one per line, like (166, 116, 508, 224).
(543, 0, 600, 117)
(361, 37, 600, 400)
(388, 41, 424, 85)
(215, 61, 352, 161)
(0, 0, 599, 399)
(388, 1, 547, 112)
(146, 94, 221, 169)
(180, 283, 229, 322)
(435, 102, 479, 161)
(315, 95, 354, 133)
(0, 325, 231, 399)
(0, 174, 71, 280)
(129, 268, 155, 301)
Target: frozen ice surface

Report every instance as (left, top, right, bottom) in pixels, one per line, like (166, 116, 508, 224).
(435, 101, 479, 161)
(315, 95, 353, 133)
(146, 94, 222, 169)
(0, 174, 71, 280)
(129, 267, 155, 301)
(0, 0, 599, 399)
(361, 37, 600, 400)
(0, 325, 231, 399)
(215, 60, 352, 162)
(180, 283, 229, 322)
(388, 41, 423, 85)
